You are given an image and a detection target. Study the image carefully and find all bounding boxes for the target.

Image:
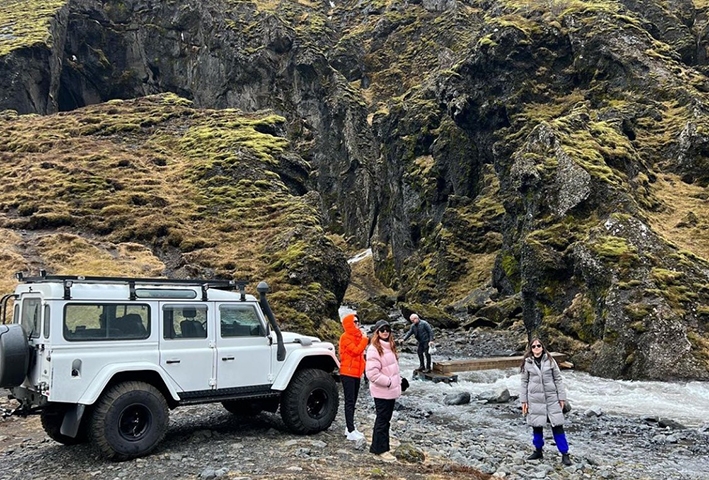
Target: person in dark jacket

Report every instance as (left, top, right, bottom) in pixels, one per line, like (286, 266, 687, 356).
(339, 313, 368, 441)
(400, 313, 434, 372)
(520, 337, 572, 466)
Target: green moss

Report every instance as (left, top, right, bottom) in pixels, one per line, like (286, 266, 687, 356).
(0, 0, 66, 56)
(617, 279, 643, 289)
(624, 302, 652, 321)
(477, 35, 498, 48)
(501, 250, 520, 290)
(629, 321, 647, 333)
(589, 236, 639, 269)
(650, 268, 683, 287)
(179, 116, 288, 165)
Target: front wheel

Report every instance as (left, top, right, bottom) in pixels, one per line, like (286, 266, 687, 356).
(89, 381, 168, 460)
(280, 368, 338, 434)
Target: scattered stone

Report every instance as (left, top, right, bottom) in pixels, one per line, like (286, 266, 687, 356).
(444, 392, 471, 405)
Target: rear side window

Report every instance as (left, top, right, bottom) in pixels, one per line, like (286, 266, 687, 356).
(21, 298, 41, 338)
(163, 305, 208, 339)
(64, 304, 150, 341)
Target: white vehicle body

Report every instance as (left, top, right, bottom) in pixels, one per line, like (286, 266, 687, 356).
(0, 274, 340, 460)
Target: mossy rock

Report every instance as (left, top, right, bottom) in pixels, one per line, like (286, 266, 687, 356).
(354, 300, 390, 325)
(398, 302, 459, 329)
(393, 442, 425, 463)
(474, 294, 523, 325)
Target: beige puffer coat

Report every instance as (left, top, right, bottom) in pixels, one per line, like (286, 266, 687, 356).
(520, 353, 566, 427)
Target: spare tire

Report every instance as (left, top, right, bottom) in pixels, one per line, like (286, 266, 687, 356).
(0, 324, 30, 388)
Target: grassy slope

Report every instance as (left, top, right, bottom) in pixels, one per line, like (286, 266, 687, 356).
(0, 94, 342, 334)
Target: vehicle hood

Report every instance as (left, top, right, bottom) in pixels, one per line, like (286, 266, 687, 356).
(281, 331, 322, 344)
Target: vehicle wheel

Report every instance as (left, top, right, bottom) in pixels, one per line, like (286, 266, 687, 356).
(0, 324, 30, 388)
(280, 368, 338, 434)
(40, 403, 88, 445)
(222, 400, 263, 416)
(89, 381, 168, 460)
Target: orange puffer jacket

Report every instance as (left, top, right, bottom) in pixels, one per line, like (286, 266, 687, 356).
(339, 313, 368, 378)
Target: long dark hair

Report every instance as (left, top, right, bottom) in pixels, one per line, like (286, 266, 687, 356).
(520, 337, 557, 372)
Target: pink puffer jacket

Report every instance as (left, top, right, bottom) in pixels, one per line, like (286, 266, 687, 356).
(366, 341, 401, 400)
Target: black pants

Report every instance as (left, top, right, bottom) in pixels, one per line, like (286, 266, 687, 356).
(341, 375, 361, 433)
(417, 341, 431, 370)
(532, 425, 565, 435)
(370, 398, 396, 454)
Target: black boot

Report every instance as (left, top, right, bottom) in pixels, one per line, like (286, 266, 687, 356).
(527, 449, 543, 460)
(561, 453, 571, 466)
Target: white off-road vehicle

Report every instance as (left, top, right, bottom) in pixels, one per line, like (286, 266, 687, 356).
(0, 273, 339, 460)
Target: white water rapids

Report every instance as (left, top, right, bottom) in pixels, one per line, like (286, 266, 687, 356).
(396, 354, 709, 428)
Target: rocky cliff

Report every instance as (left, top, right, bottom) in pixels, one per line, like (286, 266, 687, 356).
(1, 0, 709, 380)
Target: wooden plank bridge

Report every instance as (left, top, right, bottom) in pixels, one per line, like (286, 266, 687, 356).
(413, 352, 571, 383)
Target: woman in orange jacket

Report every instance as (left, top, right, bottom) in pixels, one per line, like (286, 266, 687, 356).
(339, 312, 369, 441)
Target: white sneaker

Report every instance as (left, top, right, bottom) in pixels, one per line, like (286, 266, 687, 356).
(346, 429, 365, 441)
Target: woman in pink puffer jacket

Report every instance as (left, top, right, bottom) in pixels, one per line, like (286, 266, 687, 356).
(365, 320, 401, 460)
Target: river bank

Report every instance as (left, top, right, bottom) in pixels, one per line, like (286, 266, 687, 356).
(1, 327, 708, 480)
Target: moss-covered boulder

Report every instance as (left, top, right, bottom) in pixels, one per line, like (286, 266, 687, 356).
(398, 302, 459, 329)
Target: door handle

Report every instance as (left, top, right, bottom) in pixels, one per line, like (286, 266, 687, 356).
(221, 356, 235, 361)
(166, 359, 181, 364)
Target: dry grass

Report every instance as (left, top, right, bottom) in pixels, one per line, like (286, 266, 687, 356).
(34, 233, 164, 276)
(647, 174, 709, 261)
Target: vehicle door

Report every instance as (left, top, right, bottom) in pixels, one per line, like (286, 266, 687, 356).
(19, 296, 46, 388)
(215, 303, 272, 389)
(159, 303, 216, 392)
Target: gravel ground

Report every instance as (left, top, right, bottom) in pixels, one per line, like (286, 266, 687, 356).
(0, 390, 488, 480)
(1, 328, 708, 480)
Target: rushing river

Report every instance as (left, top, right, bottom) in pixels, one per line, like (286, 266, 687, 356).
(396, 353, 709, 428)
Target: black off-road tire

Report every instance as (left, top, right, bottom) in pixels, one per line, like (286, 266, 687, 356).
(222, 399, 263, 416)
(40, 403, 88, 445)
(0, 324, 30, 388)
(89, 381, 168, 461)
(280, 368, 338, 434)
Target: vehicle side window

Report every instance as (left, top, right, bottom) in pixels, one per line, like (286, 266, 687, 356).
(21, 298, 41, 338)
(162, 305, 208, 339)
(220, 305, 265, 337)
(43, 304, 50, 339)
(63, 304, 150, 341)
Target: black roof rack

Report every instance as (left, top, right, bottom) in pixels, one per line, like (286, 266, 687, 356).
(15, 273, 250, 301)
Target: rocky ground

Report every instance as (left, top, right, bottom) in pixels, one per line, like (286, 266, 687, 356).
(1, 329, 708, 480)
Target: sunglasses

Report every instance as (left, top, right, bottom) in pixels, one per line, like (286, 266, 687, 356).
(531, 344, 543, 349)
(378, 327, 391, 333)
(354, 318, 360, 324)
